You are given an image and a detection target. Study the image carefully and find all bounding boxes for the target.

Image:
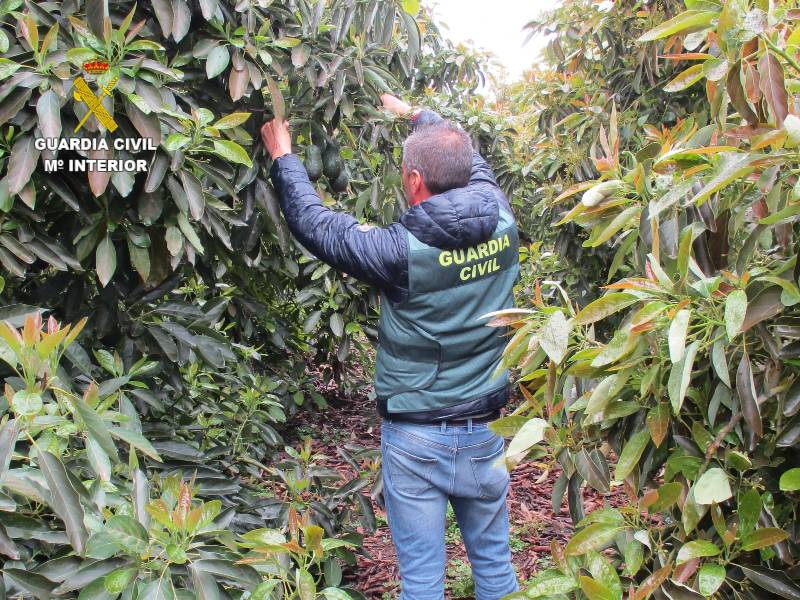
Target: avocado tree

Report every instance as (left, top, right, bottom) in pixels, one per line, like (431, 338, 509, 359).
(496, 1, 800, 598)
(0, 0, 499, 596)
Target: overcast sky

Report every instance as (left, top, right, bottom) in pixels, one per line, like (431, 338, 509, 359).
(426, 0, 552, 81)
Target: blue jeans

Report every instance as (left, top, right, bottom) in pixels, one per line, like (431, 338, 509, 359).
(380, 419, 518, 600)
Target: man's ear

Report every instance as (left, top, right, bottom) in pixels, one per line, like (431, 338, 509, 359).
(409, 169, 423, 193)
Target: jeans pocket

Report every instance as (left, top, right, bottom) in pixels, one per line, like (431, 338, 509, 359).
(470, 440, 509, 499)
(385, 442, 437, 495)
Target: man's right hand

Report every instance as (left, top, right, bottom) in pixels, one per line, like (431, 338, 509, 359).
(380, 94, 413, 117)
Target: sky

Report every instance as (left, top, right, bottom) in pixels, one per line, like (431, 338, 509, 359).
(426, 0, 552, 82)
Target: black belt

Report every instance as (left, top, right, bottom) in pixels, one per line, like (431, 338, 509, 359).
(443, 411, 499, 424)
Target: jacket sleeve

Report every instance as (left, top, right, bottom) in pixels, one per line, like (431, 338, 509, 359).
(412, 109, 513, 214)
(269, 154, 408, 300)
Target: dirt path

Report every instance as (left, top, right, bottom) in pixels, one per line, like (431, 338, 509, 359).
(282, 386, 614, 599)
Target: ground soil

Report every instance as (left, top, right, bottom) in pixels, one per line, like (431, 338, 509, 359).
(281, 385, 620, 600)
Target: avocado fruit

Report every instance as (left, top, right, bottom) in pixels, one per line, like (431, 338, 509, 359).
(322, 144, 343, 180)
(304, 146, 323, 181)
(331, 169, 349, 193)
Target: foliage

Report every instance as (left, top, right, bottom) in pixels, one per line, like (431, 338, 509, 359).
(496, 1, 800, 598)
(492, 0, 707, 307)
(0, 313, 363, 598)
(0, 0, 496, 596)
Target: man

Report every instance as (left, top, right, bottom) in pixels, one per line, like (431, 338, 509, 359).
(261, 94, 519, 600)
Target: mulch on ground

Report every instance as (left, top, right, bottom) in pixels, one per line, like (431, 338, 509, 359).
(280, 384, 622, 600)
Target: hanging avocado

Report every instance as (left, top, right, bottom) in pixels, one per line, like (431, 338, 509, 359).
(304, 145, 323, 181)
(331, 169, 349, 193)
(322, 143, 343, 180)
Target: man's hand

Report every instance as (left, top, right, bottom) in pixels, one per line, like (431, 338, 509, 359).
(380, 94, 413, 117)
(260, 118, 292, 160)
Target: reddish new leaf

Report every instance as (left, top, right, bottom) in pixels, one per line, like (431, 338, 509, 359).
(758, 52, 788, 126)
(726, 61, 759, 126)
(737, 351, 762, 442)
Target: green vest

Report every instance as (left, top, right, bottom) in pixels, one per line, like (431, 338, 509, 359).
(375, 210, 519, 415)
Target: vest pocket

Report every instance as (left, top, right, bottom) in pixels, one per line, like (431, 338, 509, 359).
(374, 344, 439, 397)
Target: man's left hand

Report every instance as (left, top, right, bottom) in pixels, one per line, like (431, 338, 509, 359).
(260, 118, 292, 160)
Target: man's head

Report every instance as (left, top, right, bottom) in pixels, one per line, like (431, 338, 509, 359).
(402, 122, 473, 206)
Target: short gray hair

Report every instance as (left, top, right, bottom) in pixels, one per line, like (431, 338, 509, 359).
(402, 122, 472, 194)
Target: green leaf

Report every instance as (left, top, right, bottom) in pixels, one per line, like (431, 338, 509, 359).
(38, 450, 88, 555)
(109, 427, 162, 462)
(104, 567, 139, 594)
(579, 576, 615, 600)
(638, 10, 717, 41)
(689, 153, 759, 206)
(0, 57, 20, 79)
(189, 560, 261, 587)
(538, 310, 571, 364)
(12, 389, 42, 416)
(586, 372, 629, 418)
(741, 565, 800, 600)
(212, 112, 250, 130)
(96, 235, 117, 288)
(585, 550, 622, 598)
(249, 581, 281, 600)
(741, 527, 789, 551)
(565, 522, 623, 556)
(401, 0, 420, 16)
(668, 309, 690, 363)
(697, 563, 726, 596)
(5, 568, 59, 598)
(506, 418, 549, 457)
(140, 574, 176, 600)
(329, 313, 344, 337)
(320, 589, 353, 600)
(265, 71, 285, 123)
(585, 206, 640, 247)
(614, 428, 650, 482)
(78, 577, 116, 600)
(297, 568, 316, 600)
(664, 64, 705, 92)
(711, 339, 731, 387)
(180, 170, 205, 221)
(738, 488, 762, 536)
(694, 468, 732, 504)
(677, 540, 720, 564)
(725, 289, 747, 340)
(650, 481, 683, 512)
(212, 139, 252, 167)
(574, 293, 638, 325)
(525, 569, 579, 596)
(36, 89, 61, 139)
(7, 135, 39, 195)
(574, 449, 610, 494)
(646, 403, 670, 448)
(177, 212, 205, 255)
(780, 467, 800, 491)
(106, 515, 149, 557)
(74, 390, 120, 463)
(206, 45, 229, 78)
(668, 340, 700, 414)
(164, 133, 191, 152)
(0, 418, 18, 479)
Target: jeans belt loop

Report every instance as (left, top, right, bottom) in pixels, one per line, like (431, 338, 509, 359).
(440, 420, 447, 433)
(467, 418, 473, 433)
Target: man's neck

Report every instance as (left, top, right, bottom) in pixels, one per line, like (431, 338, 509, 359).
(409, 192, 433, 206)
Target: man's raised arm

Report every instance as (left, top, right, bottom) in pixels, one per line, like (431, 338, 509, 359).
(261, 119, 408, 300)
